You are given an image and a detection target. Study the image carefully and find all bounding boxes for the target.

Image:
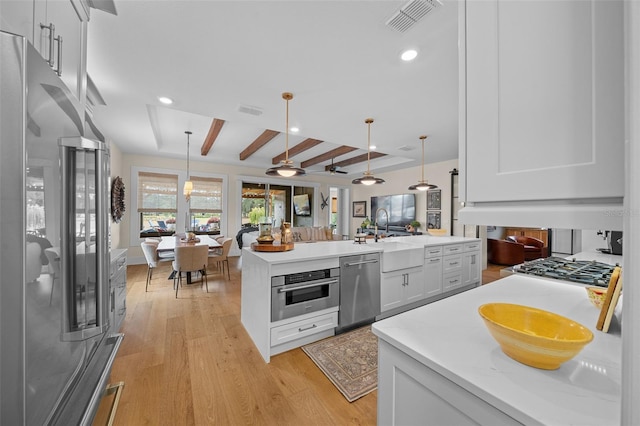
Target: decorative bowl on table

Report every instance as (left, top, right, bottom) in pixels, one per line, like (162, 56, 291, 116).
(427, 229, 447, 236)
(585, 286, 608, 310)
(478, 303, 593, 370)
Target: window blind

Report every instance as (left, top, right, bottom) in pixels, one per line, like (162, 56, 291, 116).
(137, 172, 178, 212)
(190, 176, 223, 213)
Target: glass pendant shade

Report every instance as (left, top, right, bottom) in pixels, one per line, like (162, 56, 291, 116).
(266, 92, 306, 177)
(352, 118, 385, 185)
(409, 135, 437, 191)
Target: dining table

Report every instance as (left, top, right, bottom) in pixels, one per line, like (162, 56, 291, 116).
(157, 235, 221, 283)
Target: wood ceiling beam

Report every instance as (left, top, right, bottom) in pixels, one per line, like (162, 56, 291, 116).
(272, 138, 323, 164)
(331, 151, 387, 168)
(239, 129, 280, 161)
(200, 118, 225, 156)
(301, 146, 358, 168)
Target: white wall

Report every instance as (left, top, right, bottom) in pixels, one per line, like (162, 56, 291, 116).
(350, 159, 459, 236)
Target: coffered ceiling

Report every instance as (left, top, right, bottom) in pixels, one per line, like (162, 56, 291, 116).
(87, 0, 459, 178)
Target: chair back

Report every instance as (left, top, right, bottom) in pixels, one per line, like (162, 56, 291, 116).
(219, 238, 233, 259)
(141, 241, 158, 267)
(174, 244, 209, 272)
(44, 247, 61, 276)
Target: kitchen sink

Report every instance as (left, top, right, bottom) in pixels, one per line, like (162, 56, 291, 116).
(380, 241, 424, 272)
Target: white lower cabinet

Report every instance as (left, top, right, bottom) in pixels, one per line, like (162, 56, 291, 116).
(270, 311, 337, 348)
(463, 242, 482, 287)
(381, 266, 425, 312)
(424, 256, 443, 297)
(377, 339, 517, 426)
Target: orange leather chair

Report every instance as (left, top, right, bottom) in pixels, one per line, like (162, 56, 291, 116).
(487, 239, 525, 265)
(506, 236, 548, 260)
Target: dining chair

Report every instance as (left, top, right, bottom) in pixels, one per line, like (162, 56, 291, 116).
(44, 247, 60, 305)
(208, 238, 233, 280)
(172, 244, 209, 298)
(141, 240, 174, 291)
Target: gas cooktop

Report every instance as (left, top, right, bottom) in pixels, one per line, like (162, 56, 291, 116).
(513, 256, 620, 287)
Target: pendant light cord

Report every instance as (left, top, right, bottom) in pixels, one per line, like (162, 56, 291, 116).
(420, 135, 426, 182)
(186, 131, 190, 179)
(366, 118, 374, 174)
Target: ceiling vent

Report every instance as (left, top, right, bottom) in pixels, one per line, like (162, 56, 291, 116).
(398, 145, 417, 152)
(385, 0, 442, 33)
(238, 104, 263, 116)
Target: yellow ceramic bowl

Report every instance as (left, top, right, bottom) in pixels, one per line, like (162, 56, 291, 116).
(427, 229, 447, 236)
(478, 303, 594, 370)
(585, 286, 607, 310)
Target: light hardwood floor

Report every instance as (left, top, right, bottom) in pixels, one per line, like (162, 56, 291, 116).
(106, 257, 504, 425)
(107, 257, 377, 425)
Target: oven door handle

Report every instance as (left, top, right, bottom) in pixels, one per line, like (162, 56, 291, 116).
(343, 259, 379, 267)
(278, 279, 339, 293)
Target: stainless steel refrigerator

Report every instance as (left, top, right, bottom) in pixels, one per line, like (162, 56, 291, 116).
(1, 31, 123, 425)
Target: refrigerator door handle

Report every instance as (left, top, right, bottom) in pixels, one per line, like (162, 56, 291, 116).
(59, 137, 110, 341)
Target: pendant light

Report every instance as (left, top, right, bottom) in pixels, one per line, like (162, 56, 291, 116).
(266, 92, 306, 177)
(408, 135, 437, 191)
(352, 118, 385, 185)
(183, 131, 193, 200)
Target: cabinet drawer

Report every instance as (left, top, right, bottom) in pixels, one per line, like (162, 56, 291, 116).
(464, 241, 481, 252)
(443, 255, 462, 274)
(110, 256, 127, 276)
(425, 246, 443, 258)
(443, 272, 463, 291)
(443, 244, 463, 255)
(270, 312, 337, 347)
(425, 256, 442, 266)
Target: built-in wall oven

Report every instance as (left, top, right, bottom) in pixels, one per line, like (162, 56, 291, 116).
(271, 268, 340, 321)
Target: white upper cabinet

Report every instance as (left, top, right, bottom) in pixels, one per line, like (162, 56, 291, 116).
(459, 0, 624, 230)
(1, 1, 89, 102)
(37, 0, 89, 102)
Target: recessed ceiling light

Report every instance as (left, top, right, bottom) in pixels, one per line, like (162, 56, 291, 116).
(401, 49, 418, 61)
(370, 145, 377, 151)
(158, 96, 173, 105)
(290, 127, 299, 133)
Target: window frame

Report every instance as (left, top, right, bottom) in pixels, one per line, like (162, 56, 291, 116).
(130, 166, 228, 246)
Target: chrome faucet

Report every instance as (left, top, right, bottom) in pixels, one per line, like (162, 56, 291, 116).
(375, 208, 389, 234)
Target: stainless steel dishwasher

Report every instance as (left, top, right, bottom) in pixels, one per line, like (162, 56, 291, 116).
(338, 253, 381, 333)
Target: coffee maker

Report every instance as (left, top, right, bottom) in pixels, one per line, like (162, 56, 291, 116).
(597, 230, 623, 255)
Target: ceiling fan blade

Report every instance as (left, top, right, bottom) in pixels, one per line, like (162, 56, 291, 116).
(335, 170, 348, 174)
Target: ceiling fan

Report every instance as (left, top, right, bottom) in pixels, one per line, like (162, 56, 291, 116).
(328, 158, 348, 175)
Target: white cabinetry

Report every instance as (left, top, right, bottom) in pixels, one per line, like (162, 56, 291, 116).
(424, 247, 443, 297)
(442, 244, 463, 292)
(462, 241, 481, 287)
(37, 0, 88, 101)
(0, 0, 89, 102)
(459, 0, 624, 230)
(381, 266, 425, 313)
(109, 249, 127, 332)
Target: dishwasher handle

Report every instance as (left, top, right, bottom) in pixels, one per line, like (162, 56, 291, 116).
(343, 259, 379, 267)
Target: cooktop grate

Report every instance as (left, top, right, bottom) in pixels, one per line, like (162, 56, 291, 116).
(514, 257, 620, 287)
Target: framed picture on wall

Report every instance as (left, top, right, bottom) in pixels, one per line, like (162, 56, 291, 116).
(427, 189, 441, 210)
(352, 201, 366, 218)
(427, 211, 441, 229)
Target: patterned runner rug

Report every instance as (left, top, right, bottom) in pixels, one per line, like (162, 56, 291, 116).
(301, 326, 378, 402)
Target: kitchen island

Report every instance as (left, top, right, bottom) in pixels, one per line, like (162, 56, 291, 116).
(372, 275, 621, 425)
(242, 236, 482, 363)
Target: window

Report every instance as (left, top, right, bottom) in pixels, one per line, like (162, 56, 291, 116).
(189, 176, 223, 233)
(137, 172, 178, 237)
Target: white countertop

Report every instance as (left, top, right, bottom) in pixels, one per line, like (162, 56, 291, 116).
(242, 240, 383, 264)
(243, 236, 480, 264)
(372, 275, 621, 425)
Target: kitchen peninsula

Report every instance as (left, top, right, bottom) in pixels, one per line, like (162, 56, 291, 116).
(373, 275, 621, 425)
(241, 236, 482, 362)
